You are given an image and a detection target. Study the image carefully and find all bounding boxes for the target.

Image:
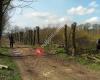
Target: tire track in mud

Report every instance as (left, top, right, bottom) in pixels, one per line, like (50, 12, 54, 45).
(13, 49, 46, 80)
(12, 49, 37, 80)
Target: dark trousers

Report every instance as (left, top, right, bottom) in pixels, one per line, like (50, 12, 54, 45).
(96, 44, 100, 50)
(96, 44, 100, 53)
(10, 42, 13, 48)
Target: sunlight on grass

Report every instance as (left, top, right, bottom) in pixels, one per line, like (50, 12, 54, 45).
(0, 48, 22, 80)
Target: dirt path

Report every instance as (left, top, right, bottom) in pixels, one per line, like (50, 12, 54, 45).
(12, 45, 100, 80)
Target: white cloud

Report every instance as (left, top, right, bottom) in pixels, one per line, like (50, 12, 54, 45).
(11, 11, 72, 27)
(84, 17, 100, 24)
(45, 16, 72, 25)
(26, 11, 72, 24)
(25, 12, 51, 19)
(67, 6, 95, 15)
(89, 1, 99, 7)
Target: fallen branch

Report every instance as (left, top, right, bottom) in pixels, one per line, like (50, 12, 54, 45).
(0, 64, 8, 69)
(87, 56, 100, 63)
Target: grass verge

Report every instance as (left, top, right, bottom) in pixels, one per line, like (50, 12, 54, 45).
(0, 47, 22, 80)
(55, 48, 100, 71)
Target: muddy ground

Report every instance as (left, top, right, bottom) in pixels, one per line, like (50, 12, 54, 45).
(12, 45, 100, 80)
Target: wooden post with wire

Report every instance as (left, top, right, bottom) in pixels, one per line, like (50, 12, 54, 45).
(33, 29, 36, 45)
(71, 22, 77, 56)
(64, 24, 68, 54)
(36, 26, 40, 45)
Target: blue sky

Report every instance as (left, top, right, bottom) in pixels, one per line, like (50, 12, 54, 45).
(10, 0, 100, 28)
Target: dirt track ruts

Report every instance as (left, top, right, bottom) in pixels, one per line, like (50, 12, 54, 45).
(12, 46, 100, 80)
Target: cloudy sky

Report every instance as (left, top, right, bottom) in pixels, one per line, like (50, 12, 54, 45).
(10, 0, 100, 28)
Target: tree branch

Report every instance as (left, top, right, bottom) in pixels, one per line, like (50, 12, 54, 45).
(3, 0, 12, 15)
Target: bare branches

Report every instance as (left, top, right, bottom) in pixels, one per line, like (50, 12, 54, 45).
(0, 0, 37, 40)
(3, 0, 37, 14)
(3, 0, 12, 6)
(18, 0, 37, 2)
(3, 0, 12, 15)
(13, 2, 33, 8)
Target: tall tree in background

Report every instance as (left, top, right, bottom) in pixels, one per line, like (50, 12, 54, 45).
(71, 22, 77, 56)
(0, 0, 3, 43)
(0, 0, 35, 46)
(0, 0, 13, 46)
(0, 0, 4, 46)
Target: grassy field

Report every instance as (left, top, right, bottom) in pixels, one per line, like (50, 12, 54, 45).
(0, 47, 22, 80)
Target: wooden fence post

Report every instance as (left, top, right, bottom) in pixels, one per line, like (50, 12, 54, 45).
(24, 32, 27, 44)
(33, 29, 36, 45)
(28, 30, 33, 45)
(64, 24, 68, 54)
(19, 31, 24, 43)
(71, 22, 77, 56)
(36, 26, 40, 44)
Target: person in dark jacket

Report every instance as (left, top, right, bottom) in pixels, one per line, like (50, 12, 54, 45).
(9, 34, 15, 48)
(96, 39, 100, 52)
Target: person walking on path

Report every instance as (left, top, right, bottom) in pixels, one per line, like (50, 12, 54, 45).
(9, 34, 15, 48)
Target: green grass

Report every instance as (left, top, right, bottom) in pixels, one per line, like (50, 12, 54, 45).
(55, 47, 100, 71)
(34, 44, 100, 71)
(0, 47, 22, 80)
(75, 55, 100, 71)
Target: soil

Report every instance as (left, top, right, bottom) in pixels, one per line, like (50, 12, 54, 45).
(12, 44, 100, 80)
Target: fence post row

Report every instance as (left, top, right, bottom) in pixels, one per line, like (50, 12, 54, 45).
(12, 24, 78, 56)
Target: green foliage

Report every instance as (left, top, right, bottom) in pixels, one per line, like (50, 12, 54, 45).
(53, 48, 100, 71)
(56, 48, 65, 54)
(75, 55, 100, 71)
(0, 48, 22, 80)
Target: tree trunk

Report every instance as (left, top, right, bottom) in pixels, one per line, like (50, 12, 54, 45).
(0, 0, 3, 46)
(71, 22, 77, 56)
(64, 24, 68, 54)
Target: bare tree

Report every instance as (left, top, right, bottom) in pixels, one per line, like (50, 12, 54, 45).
(0, 0, 36, 46)
(0, 0, 12, 40)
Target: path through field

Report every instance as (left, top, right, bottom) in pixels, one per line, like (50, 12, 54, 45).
(12, 45, 100, 80)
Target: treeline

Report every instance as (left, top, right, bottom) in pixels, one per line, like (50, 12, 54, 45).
(11, 22, 100, 55)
